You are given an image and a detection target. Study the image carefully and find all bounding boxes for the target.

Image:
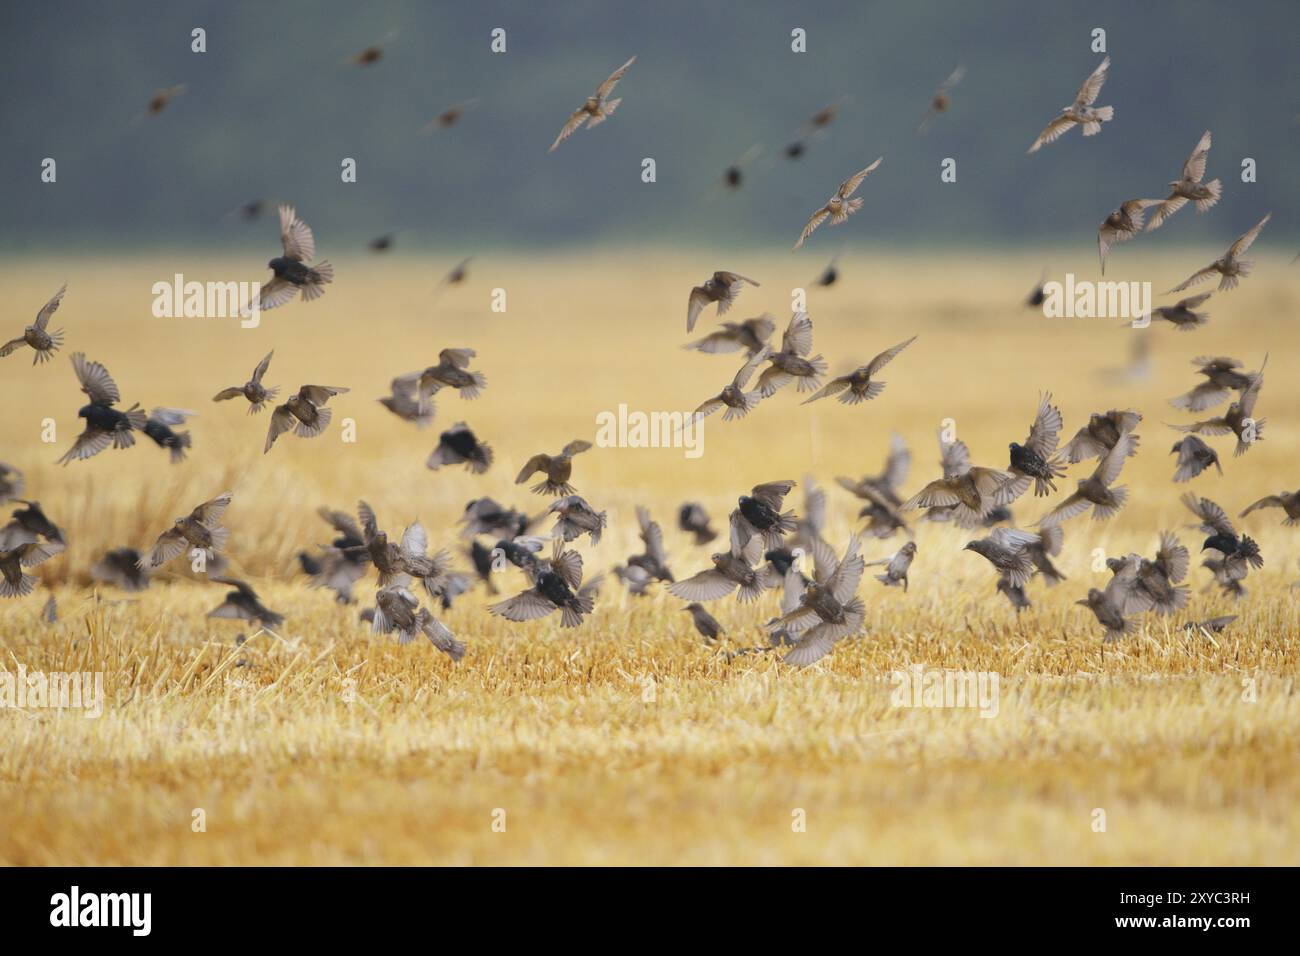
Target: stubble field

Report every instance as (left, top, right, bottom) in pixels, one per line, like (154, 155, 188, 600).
(1, 250, 1298, 865)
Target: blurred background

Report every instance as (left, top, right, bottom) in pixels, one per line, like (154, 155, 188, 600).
(1, 0, 1296, 253)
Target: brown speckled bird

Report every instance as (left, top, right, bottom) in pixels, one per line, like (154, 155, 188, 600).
(685, 314, 775, 357)
(1169, 435, 1222, 483)
(801, 335, 916, 406)
(667, 532, 769, 605)
(1149, 293, 1211, 331)
(1, 284, 67, 365)
(1169, 213, 1271, 293)
(1027, 57, 1113, 153)
(515, 440, 593, 496)
(1168, 355, 1259, 412)
(1098, 199, 1158, 273)
(140, 492, 233, 571)
(794, 158, 882, 249)
(1004, 392, 1067, 501)
(755, 312, 827, 397)
(865, 541, 916, 592)
(686, 272, 760, 333)
(398, 348, 487, 403)
(0, 539, 64, 598)
(549, 56, 636, 153)
(1240, 489, 1300, 526)
(1060, 409, 1142, 463)
(256, 205, 334, 311)
(902, 436, 1015, 528)
(1170, 370, 1264, 457)
(1038, 433, 1137, 527)
(372, 585, 465, 660)
(769, 535, 866, 667)
(547, 495, 607, 544)
(213, 351, 278, 414)
(1147, 130, 1222, 232)
(693, 346, 770, 422)
(265, 385, 349, 453)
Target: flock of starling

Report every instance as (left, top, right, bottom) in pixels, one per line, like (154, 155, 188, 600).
(2, 47, 1292, 663)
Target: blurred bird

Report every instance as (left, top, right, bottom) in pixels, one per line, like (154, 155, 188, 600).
(208, 576, 284, 629)
(997, 575, 1032, 612)
(1171, 370, 1264, 457)
(1168, 355, 1258, 412)
(437, 258, 473, 289)
(1184, 615, 1237, 637)
(515, 440, 593, 496)
(667, 532, 769, 605)
(731, 480, 798, 551)
(813, 256, 840, 287)
(866, 541, 916, 591)
(770, 535, 866, 667)
(368, 234, 394, 253)
(1061, 409, 1142, 463)
(57, 353, 148, 465)
(398, 348, 487, 402)
(140, 84, 186, 118)
(427, 422, 493, 474)
(1169, 435, 1222, 483)
(1027, 57, 1113, 153)
(1147, 131, 1222, 232)
(143, 408, 195, 463)
(372, 585, 465, 660)
(1, 284, 66, 365)
(1109, 532, 1191, 616)
(549, 55, 636, 152)
(964, 528, 1042, 588)
(902, 435, 1015, 528)
(684, 314, 775, 357)
(90, 547, 151, 592)
(1169, 213, 1271, 293)
(755, 312, 827, 397)
(1183, 492, 1264, 584)
(547, 495, 606, 544)
(1075, 567, 1138, 642)
(1004, 392, 1067, 500)
(459, 498, 534, 540)
(213, 351, 279, 414)
(299, 508, 368, 603)
(490, 542, 596, 628)
(686, 271, 760, 333)
(625, 507, 674, 584)
(140, 492, 233, 570)
(683, 603, 723, 641)
(0, 539, 64, 598)
(0, 464, 24, 505)
(1027, 523, 1067, 586)
(1240, 489, 1300, 526)
(837, 433, 912, 538)
(1025, 269, 1049, 308)
(255, 205, 334, 311)
(678, 502, 718, 545)
(0, 499, 65, 547)
(692, 346, 770, 422)
(801, 335, 916, 406)
(422, 100, 480, 133)
(917, 65, 966, 133)
(613, 562, 655, 597)
(378, 376, 434, 428)
(794, 158, 883, 249)
(719, 144, 762, 190)
(1149, 293, 1211, 331)
(1038, 433, 1137, 526)
(1098, 199, 1158, 273)
(265, 385, 349, 453)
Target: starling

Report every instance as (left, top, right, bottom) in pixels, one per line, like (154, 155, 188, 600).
(368, 234, 394, 252)
(208, 576, 284, 629)
(1004, 392, 1067, 500)
(720, 144, 762, 190)
(902, 435, 1015, 528)
(489, 535, 548, 577)
(372, 586, 465, 660)
(300, 507, 368, 603)
(213, 351, 279, 414)
(0, 499, 65, 547)
(143, 84, 186, 116)
(1075, 570, 1138, 642)
(613, 563, 655, 597)
(866, 541, 916, 591)
(1184, 615, 1237, 637)
(964, 528, 1042, 588)
(1169, 213, 1271, 293)
(678, 502, 718, 545)
(626, 506, 674, 584)
(791, 477, 828, 556)
(548, 55, 636, 153)
(1027, 523, 1067, 585)
(422, 100, 480, 133)
(793, 158, 883, 250)
(1169, 435, 1222, 483)
(90, 547, 151, 592)
(398, 348, 487, 402)
(684, 314, 775, 357)
(265, 385, 349, 453)
(547, 495, 606, 544)
(806, 99, 846, 131)
(459, 498, 534, 540)
(515, 440, 594, 496)
(1027, 57, 1113, 153)
(143, 408, 195, 463)
(0, 539, 64, 598)
(1149, 293, 1212, 331)
(57, 353, 147, 465)
(0, 463, 22, 504)
(769, 535, 866, 667)
(784, 141, 806, 159)
(256, 205, 334, 311)
(692, 346, 770, 422)
(1240, 489, 1300, 526)
(1060, 409, 1142, 463)
(437, 258, 473, 288)
(489, 542, 596, 628)
(1025, 269, 1049, 308)
(41, 593, 57, 624)
(1168, 355, 1258, 412)
(140, 492, 233, 570)
(917, 65, 966, 133)
(1147, 130, 1222, 232)
(467, 539, 500, 595)
(684, 603, 723, 642)
(667, 532, 769, 604)
(1098, 199, 1158, 273)
(1112, 532, 1191, 615)
(801, 335, 916, 406)
(755, 312, 827, 397)
(686, 272, 761, 333)
(997, 575, 1032, 612)
(837, 433, 912, 539)
(813, 256, 840, 287)
(1183, 492, 1264, 583)
(1, 283, 66, 365)
(378, 376, 434, 428)
(355, 504, 456, 598)
(730, 480, 798, 551)
(1038, 432, 1137, 526)
(1171, 370, 1264, 457)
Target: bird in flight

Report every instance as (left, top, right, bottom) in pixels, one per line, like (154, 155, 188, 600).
(794, 158, 883, 249)
(549, 55, 636, 152)
(1, 284, 67, 365)
(1027, 57, 1113, 153)
(254, 205, 334, 311)
(1169, 213, 1271, 293)
(1147, 130, 1222, 232)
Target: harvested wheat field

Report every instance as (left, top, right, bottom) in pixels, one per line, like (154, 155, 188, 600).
(1, 252, 1298, 865)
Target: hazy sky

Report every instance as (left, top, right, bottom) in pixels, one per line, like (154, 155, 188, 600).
(1, 0, 1295, 251)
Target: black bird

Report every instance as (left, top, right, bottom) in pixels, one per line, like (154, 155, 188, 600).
(90, 547, 151, 592)
(678, 502, 718, 545)
(143, 408, 195, 463)
(813, 256, 840, 287)
(0, 463, 22, 504)
(427, 422, 493, 474)
(1169, 435, 1222, 483)
(57, 353, 147, 465)
(1, 500, 65, 547)
(459, 498, 534, 540)
(684, 603, 723, 642)
(208, 576, 284, 629)
(256, 205, 334, 311)
(1183, 492, 1264, 583)
(731, 480, 798, 550)
(489, 543, 596, 628)
(1005, 392, 1066, 499)
(368, 234, 394, 252)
